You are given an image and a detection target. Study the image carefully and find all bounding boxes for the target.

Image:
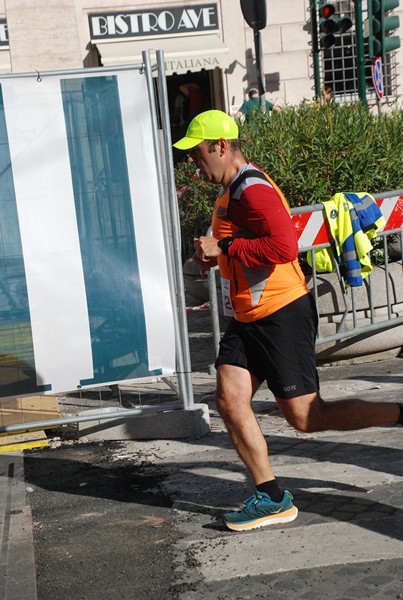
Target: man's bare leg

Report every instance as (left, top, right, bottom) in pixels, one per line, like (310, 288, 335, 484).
(217, 365, 299, 531)
(216, 363, 274, 485)
(276, 392, 400, 433)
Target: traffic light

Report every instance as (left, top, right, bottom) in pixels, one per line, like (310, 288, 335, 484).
(319, 2, 353, 49)
(240, 0, 267, 30)
(319, 3, 337, 48)
(368, 0, 400, 58)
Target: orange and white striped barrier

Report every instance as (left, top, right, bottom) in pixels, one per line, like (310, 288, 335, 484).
(376, 195, 403, 232)
(291, 195, 403, 250)
(176, 170, 199, 200)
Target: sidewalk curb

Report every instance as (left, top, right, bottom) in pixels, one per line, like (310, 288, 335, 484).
(0, 452, 37, 600)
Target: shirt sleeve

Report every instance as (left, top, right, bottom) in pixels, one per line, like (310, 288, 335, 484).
(238, 101, 247, 114)
(227, 182, 299, 267)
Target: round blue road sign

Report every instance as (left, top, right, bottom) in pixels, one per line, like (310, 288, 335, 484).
(372, 57, 383, 99)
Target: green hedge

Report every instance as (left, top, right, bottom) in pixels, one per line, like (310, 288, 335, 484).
(175, 102, 403, 260)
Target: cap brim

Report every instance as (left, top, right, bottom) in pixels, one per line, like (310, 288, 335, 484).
(172, 136, 203, 150)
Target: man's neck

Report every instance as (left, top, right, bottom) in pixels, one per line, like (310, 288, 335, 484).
(221, 158, 248, 190)
(221, 154, 247, 188)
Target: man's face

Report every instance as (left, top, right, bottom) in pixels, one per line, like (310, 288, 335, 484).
(188, 140, 222, 184)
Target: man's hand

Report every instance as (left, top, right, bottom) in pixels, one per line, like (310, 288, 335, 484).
(194, 236, 222, 259)
(193, 236, 220, 275)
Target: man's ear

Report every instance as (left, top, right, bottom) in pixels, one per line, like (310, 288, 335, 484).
(217, 138, 227, 156)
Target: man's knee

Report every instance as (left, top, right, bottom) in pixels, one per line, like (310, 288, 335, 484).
(287, 414, 320, 433)
(276, 392, 324, 433)
(215, 393, 228, 418)
(216, 392, 238, 422)
(215, 364, 257, 422)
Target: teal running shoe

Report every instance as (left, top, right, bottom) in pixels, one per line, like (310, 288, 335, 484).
(223, 490, 298, 532)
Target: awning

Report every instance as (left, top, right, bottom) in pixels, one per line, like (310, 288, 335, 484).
(96, 34, 229, 75)
(0, 50, 11, 74)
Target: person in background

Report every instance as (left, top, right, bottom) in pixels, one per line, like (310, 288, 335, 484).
(236, 87, 279, 121)
(172, 88, 187, 127)
(173, 109, 403, 533)
(179, 83, 206, 123)
(321, 86, 333, 105)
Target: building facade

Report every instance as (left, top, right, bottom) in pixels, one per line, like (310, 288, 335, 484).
(0, 0, 402, 117)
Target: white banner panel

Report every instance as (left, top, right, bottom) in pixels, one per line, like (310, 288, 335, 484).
(118, 71, 175, 372)
(0, 67, 176, 399)
(2, 77, 94, 393)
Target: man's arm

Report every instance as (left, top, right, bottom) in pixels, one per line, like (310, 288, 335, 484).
(227, 183, 299, 267)
(234, 101, 247, 119)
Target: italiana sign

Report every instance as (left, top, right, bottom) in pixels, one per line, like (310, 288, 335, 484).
(165, 56, 220, 73)
(89, 4, 219, 39)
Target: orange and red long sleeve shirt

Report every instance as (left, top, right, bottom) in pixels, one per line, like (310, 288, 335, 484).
(212, 163, 309, 322)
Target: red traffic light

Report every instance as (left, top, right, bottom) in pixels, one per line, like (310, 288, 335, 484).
(320, 4, 335, 19)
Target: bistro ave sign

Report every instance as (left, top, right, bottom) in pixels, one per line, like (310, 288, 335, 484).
(89, 4, 219, 39)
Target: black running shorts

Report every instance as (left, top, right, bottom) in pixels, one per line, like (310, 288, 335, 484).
(215, 293, 320, 399)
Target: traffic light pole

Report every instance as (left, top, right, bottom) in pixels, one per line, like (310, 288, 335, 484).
(310, 0, 322, 99)
(354, 0, 368, 107)
(253, 28, 266, 106)
(240, 1, 267, 109)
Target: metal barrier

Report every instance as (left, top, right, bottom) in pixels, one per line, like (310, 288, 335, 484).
(208, 190, 403, 362)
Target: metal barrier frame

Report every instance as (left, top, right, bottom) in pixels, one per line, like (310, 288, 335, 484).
(208, 190, 403, 360)
(0, 50, 194, 434)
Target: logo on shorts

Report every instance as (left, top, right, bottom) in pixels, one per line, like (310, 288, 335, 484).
(283, 384, 297, 392)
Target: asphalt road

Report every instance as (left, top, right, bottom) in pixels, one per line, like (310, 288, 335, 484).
(23, 309, 217, 600)
(24, 442, 182, 600)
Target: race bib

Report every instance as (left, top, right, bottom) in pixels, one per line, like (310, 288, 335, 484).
(221, 277, 235, 317)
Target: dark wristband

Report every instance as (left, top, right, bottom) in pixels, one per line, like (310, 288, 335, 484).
(217, 236, 234, 256)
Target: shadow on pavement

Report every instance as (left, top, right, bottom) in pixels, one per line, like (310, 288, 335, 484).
(24, 431, 403, 541)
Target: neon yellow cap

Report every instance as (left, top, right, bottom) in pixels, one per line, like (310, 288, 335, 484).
(173, 110, 239, 150)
